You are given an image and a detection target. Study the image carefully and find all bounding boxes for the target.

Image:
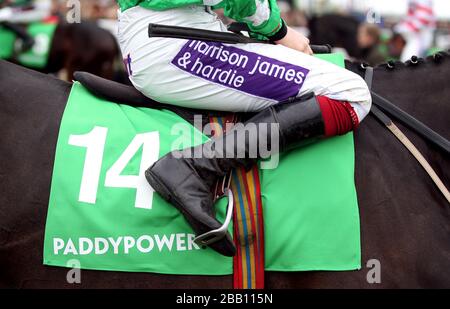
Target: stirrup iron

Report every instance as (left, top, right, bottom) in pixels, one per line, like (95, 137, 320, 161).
(194, 189, 234, 247)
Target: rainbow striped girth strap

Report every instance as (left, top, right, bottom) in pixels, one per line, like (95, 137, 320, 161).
(209, 115, 265, 289)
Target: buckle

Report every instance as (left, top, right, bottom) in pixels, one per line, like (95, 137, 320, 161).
(194, 189, 234, 247)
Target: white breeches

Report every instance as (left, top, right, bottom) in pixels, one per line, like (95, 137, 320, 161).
(117, 6, 372, 122)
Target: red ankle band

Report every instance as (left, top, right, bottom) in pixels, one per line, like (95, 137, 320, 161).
(317, 96, 360, 138)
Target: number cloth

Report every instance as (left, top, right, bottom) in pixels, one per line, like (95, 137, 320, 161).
(43, 58, 361, 274)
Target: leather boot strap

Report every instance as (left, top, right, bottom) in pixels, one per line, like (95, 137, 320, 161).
(209, 115, 265, 289)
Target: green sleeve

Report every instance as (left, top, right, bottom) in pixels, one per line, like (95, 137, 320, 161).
(117, 0, 204, 12)
(218, 0, 283, 37)
(116, 0, 285, 38)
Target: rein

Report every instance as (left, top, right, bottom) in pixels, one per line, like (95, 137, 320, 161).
(148, 23, 332, 54)
(365, 68, 450, 204)
(371, 91, 450, 155)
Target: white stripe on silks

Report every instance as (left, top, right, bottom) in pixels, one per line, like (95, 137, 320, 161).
(410, 19, 424, 30)
(414, 10, 435, 22)
(244, 0, 271, 28)
(394, 22, 415, 34)
(203, 0, 223, 6)
(412, 0, 433, 7)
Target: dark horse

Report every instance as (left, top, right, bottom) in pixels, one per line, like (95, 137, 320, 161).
(0, 20, 119, 80)
(309, 14, 361, 59)
(0, 53, 449, 288)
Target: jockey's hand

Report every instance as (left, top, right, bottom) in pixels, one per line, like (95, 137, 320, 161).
(275, 26, 313, 55)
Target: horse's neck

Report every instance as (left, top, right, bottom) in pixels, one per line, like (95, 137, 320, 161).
(372, 56, 450, 139)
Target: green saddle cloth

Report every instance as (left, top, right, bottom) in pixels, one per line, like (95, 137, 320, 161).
(43, 54, 361, 275)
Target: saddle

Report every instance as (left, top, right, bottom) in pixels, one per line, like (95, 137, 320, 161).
(73, 71, 239, 128)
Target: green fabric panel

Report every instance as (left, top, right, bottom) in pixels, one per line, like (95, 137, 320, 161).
(43, 82, 233, 275)
(262, 135, 361, 271)
(263, 54, 361, 271)
(17, 22, 57, 69)
(0, 25, 16, 59)
(44, 53, 360, 275)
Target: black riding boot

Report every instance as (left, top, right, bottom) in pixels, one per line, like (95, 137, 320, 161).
(145, 94, 325, 257)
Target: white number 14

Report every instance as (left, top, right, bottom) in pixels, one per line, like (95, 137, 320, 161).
(68, 126, 160, 210)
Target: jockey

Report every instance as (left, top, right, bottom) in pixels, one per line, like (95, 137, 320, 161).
(116, 0, 372, 256)
(0, 0, 51, 23)
(394, 0, 436, 62)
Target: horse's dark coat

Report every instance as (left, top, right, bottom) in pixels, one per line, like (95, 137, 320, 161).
(309, 14, 361, 59)
(0, 54, 449, 288)
(52, 21, 119, 80)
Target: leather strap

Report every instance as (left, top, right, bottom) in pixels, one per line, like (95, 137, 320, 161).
(371, 91, 450, 155)
(365, 66, 373, 90)
(209, 116, 265, 289)
(365, 66, 450, 155)
(366, 68, 450, 204)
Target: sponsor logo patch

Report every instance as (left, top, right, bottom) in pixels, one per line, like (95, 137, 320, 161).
(172, 40, 310, 102)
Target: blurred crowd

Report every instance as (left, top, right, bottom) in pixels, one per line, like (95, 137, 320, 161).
(1, 0, 449, 66)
